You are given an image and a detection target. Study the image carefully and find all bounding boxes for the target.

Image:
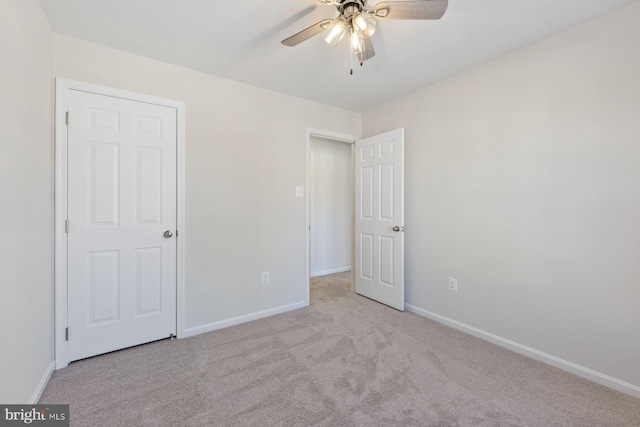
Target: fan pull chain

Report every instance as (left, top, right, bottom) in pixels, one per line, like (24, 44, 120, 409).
(350, 46, 353, 75)
(349, 44, 353, 76)
(350, 55, 364, 74)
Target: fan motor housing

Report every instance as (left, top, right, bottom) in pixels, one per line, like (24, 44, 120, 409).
(338, 0, 366, 15)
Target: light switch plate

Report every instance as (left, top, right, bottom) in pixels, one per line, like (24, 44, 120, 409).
(295, 186, 304, 198)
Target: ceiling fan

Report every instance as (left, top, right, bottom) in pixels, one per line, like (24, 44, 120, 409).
(281, 0, 449, 73)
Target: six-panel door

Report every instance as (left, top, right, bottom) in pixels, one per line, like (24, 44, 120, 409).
(67, 90, 177, 362)
(355, 129, 405, 311)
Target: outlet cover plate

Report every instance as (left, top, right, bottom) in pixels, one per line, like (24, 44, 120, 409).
(261, 271, 270, 284)
(448, 277, 458, 293)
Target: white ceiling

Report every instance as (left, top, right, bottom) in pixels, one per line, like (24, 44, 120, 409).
(39, 0, 635, 112)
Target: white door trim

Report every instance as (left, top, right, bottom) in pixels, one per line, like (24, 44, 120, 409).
(305, 128, 358, 307)
(54, 78, 186, 369)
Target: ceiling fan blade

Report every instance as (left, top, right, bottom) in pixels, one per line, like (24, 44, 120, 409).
(362, 38, 376, 61)
(373, 0, 448, 20)
(281, 19, 333, 47)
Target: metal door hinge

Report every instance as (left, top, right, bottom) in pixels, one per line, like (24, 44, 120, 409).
(65, 220, 69, 234)
(65, 111, 69, 125)
(65, 327, 69, 341)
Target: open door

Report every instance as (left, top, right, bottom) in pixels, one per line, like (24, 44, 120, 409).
(355, 129, 404, 311)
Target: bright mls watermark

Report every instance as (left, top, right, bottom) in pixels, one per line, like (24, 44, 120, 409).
(0, 405, 69, 426)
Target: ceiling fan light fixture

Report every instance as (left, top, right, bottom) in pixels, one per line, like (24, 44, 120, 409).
(350, 28, 364, 54)
(353, 12, 377, 38)
(323, 17, 347, 46)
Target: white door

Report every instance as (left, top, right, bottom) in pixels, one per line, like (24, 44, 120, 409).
(67, 90, 177, 362)
(355, 129, 404, 310)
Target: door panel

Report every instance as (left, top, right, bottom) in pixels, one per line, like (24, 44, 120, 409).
(67, 90, 177, 362)
(360, 166, 374, 219)
(90, 142, 120, 226)
(135, 247, 163, 316)
(361, 233, 374, 280)
(355, 129, 404, 311)
(89, 250, 120, 324)
(136, 147, 163, 224)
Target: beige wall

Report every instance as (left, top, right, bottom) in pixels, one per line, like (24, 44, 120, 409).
(53, 34, 361, 332)
(0, 0, 54, 403)
(363, 2, 640, 391)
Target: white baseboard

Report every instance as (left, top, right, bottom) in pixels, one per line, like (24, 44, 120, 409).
(311, 266, 351, 277)
(405, 304, 640, 399)
(183, 301, 307, 338)
(30, 361, 54, 404)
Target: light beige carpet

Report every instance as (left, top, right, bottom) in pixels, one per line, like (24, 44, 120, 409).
(41, 271, 640, 426)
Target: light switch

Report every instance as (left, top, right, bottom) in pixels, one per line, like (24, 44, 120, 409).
(296, 186, 304, 198)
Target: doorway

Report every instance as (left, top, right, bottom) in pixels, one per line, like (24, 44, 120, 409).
(304, 127, 406, 311)
(309, 135, 354, 296)
(305, 129, 357, 306)
(54, 79, 186, 369)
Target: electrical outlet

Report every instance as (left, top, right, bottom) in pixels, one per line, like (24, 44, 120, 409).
(448, 277, 458, 293)
(261, 271, 270, 284)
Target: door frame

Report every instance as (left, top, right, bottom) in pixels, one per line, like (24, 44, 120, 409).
(305, 128, 357, 306)
(54, 78, 186, 369)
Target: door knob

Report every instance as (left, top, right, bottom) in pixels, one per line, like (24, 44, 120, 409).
(164, 230, 173, 238)
(393, 226, 401, 232)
